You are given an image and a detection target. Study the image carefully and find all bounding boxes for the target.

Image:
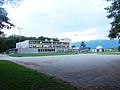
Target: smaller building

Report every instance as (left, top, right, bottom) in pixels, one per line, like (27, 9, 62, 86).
(70, 47, 79, 53)
(79, 47, 91, 52)
(96, 46, 104, 52)
(70, 46, 91, 53)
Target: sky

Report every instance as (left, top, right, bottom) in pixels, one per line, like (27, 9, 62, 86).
(2, 0, 111, 42)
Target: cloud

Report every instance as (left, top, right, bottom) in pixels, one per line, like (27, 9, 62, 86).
(3, 0, 110, 42)
(59, 28, 108, 42)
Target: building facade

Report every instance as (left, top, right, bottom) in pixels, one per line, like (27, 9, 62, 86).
(15, 38, 71, 54)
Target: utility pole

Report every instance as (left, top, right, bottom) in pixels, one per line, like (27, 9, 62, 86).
(18, 27, 23, 54)
(75, 34, 78, 54)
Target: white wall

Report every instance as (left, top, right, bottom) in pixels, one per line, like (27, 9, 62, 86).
(16, 40, 29, 49)
(18, 48, 38, 54)
(60, 38, 71, 49)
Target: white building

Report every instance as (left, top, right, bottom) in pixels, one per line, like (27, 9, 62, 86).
(60, 38, 71, 49)
(15, 38, 71, 54)
(96, 46, 104, 52)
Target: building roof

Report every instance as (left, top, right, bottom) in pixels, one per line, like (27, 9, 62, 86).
(96, 46, 103, 49)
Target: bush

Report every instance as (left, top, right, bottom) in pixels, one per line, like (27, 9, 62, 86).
(118, 46, 120, 52)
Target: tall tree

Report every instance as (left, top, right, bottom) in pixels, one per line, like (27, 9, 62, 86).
(105, 0, 120, 39)
(0, 0, 22, 34)
(0, 7, 14, 32)
(80, 41, 86, 48)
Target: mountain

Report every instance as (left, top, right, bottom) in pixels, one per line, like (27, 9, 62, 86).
(72, 39, 119, 48)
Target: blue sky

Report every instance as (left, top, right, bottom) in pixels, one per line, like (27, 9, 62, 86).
(3, 0, 111, 42)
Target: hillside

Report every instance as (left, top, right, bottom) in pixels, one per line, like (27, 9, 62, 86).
(72, 39, 119, 48)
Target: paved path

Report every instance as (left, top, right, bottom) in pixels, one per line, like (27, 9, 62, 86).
(0, 54, 120, 89)
(0, 54, 11, 58)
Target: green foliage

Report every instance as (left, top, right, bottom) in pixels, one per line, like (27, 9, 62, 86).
(0, 0, 23, 33)
(37, 36, 59, 41)
(9, 52, 76, 57)
(0, 7, 14, 33)
(98, 52, 120, 55)
(80, 41, 86, 47)
(0, 0, 14, 32)
(72, 45, 76, 48)
(118, 46, 120, 51)
(0, 60, 78, 90)
(105, 0, 120, 39)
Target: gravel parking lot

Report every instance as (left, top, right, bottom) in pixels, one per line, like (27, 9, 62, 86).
(1, 54, 120, 89)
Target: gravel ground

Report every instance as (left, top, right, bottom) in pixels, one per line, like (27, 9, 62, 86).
(1, 54, 120, 90)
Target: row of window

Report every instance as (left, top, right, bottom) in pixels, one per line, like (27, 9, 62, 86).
(38, 49, 55, 52)
(29, 41, 69, 45)
(30, 45, 69, 48)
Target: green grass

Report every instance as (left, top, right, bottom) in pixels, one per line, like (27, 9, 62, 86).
(79, 52, 96, 54)
(8, 51, 120, 57)
(98, 52, 120, 55)
(78, 51, 120, 55)
(0, 60, 78, 90)
(9, 52, 76, 57)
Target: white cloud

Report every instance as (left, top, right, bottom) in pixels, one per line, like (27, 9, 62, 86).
(59, 28, 108, 42)
(2, 0, 110, 42)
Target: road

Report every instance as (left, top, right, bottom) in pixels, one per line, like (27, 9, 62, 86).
(0, 54, 120, 89)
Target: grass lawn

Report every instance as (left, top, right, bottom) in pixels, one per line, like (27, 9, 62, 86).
(9, 52, 76, 57)
(98, 52, 120, 55)
(8, 51, 120, 57)
(0, 60, 78, 90)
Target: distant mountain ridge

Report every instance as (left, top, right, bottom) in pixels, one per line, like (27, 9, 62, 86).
(72, 39, 119, 48)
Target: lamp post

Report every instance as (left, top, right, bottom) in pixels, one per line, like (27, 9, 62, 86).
(18, 27, 23, 54)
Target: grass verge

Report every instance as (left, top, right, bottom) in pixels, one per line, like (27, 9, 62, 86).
(8, 51, 120, 57)
(0, 60, 78, 90)
(9, 52, 76, 57)
(98, 52, 120, 55)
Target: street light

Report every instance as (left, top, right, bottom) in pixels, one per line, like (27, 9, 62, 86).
(18, 27, 23, 54)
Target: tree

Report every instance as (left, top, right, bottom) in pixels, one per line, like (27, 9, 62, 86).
(105, 0, 120, 39)
(72, 45, 75, 48)
(0, 7, 14, 32)
(80, 41, 86, 48)
(0, 0, 22, 34)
